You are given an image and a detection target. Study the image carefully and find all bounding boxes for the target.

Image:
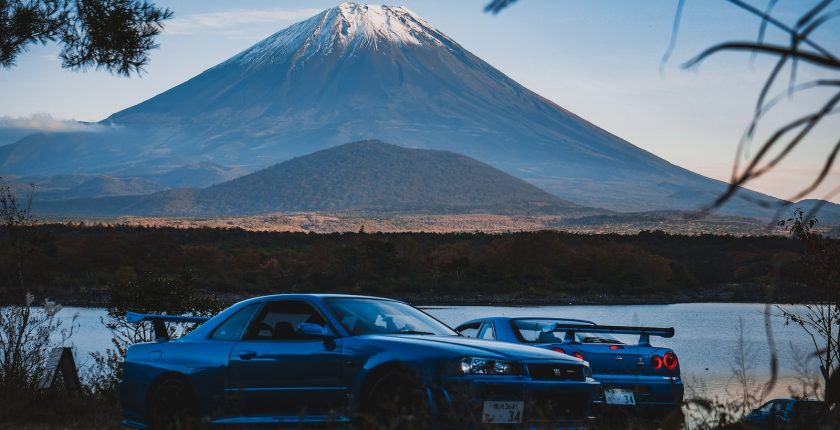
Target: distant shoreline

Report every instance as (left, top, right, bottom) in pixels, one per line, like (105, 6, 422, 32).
(37, 289, 798, 309)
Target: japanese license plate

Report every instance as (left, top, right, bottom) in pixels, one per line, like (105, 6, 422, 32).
(605, 388, 636, 405)
(482, 401, 524, 423)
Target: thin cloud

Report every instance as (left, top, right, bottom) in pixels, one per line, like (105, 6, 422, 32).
(0, 114, 106, 132)
(165, 8, 321, 35)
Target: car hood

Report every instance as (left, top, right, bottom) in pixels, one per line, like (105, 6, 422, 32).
(359, 334, 583, 363)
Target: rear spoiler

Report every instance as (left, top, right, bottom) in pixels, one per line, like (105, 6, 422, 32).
(542, 323, 674, 347)
(126, 312, 211, 340)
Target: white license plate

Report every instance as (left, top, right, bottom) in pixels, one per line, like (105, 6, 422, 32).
(605, 388, 636, 405)
(482, 401, 524, 423)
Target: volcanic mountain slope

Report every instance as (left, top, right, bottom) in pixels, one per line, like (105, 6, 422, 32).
(0, 2, 834, 218)
(37, 141, 600, 216)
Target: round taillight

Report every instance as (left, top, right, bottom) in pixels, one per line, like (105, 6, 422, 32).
(664, 352, 678, 370)
(651, 355, 663, 370)
(550, 347, 584, 361)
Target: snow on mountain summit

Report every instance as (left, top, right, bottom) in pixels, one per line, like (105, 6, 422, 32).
(230, 3, 452, 67)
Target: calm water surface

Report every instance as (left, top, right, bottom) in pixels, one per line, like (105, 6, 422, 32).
(56, 303, 816, 398)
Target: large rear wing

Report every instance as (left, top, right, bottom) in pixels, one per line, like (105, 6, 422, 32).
(542, 323, 674, 346)
(126, 312, 211, 340)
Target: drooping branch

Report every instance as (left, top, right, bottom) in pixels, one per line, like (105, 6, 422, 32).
(708, 94, 840, 211)
(684, 42, 840, 71)
(484, 0, 518, 14)
(724, 0, 837, 61)
(680, 0, 840, 213)
(660, 0, 686, 75)
(483, 0, 840, 214)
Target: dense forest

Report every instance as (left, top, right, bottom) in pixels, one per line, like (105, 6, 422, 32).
(0, 224, 814, 306)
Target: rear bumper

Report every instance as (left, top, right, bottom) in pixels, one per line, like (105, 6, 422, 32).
(594, 374, 683, 417)
(435, 376, 601, 428)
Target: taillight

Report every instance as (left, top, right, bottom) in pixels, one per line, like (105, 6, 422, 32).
(609, 345, 624, 350)
(550, 347, 585, 361)
(651, 355, 663, 370)
(663, 352, 679, 370)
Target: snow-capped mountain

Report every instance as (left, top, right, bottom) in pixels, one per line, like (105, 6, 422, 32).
(229, 4, 452, 67)
(0, 2, 821, 218)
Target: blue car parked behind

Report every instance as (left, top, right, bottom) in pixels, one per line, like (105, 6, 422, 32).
(455, 316, 684, 419)
(744, 398, 825, 429)
(119, 295, 602, 429)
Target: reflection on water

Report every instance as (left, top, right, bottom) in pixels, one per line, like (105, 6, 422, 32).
(53, 303, 818, 398)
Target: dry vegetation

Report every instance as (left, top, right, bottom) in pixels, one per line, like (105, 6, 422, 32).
(38, 211, 820, 236)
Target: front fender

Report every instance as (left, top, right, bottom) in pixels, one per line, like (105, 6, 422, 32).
(344, 337, 459, 412)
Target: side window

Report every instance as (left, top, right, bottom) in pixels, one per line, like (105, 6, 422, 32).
(456, 322, 481, 338)
(210, 303, 261, 341)
(244, 301, 327, 341)
(478, 322, 496, 340)
(772, 400, 791, 415)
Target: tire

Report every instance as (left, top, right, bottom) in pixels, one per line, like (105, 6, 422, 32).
(147, 377, 200, 430)
(361, 371, 432, 430)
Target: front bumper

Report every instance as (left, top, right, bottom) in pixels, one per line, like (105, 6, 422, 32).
(434, 376, 601, 429)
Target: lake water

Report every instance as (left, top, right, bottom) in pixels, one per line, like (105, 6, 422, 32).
(55, 303, 818, 399)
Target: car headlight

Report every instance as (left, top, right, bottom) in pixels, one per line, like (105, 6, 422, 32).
(459, 357, 519, 375)
(583, 362, 593, 378)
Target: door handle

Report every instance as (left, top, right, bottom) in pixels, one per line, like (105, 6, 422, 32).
(237, 350, 257, 360)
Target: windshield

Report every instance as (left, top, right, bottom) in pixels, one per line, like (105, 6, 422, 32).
(512, 319, 623, 344)
(324, 298, 458, 336)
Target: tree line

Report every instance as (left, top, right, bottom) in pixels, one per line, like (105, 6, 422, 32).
(0, 223, 817, 305)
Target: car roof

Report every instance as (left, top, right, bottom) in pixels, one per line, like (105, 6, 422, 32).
(238, 293, 404, 304)
(767, 398, 823, 403)
(185, 294, 407, 340)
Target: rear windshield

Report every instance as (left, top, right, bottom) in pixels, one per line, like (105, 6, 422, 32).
(512, 319, 623, 344)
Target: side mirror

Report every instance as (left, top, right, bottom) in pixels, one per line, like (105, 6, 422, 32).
(297, 323, 334, 339)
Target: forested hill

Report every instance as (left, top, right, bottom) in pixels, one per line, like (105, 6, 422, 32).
(35, 141, 603, 217)
(193, 140, 591, 215)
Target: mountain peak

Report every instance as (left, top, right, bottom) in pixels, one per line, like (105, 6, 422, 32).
(228, 3, 451, 67)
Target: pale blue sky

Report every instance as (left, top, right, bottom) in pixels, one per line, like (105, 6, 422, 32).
(1, 0, 838, 202)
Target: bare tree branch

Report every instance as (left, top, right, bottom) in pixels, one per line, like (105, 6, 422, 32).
(484, 0, 517, 14)
(725, 0, 837, 62)
(684, 42, 840, 70)
(660, 0, 685, 75)
(750, 0, 778, 67)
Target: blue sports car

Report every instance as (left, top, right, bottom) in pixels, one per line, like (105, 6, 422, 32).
(744, 398, 825, 428)
(455, 317, 683, 419)
(119, 294, 602, 429)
